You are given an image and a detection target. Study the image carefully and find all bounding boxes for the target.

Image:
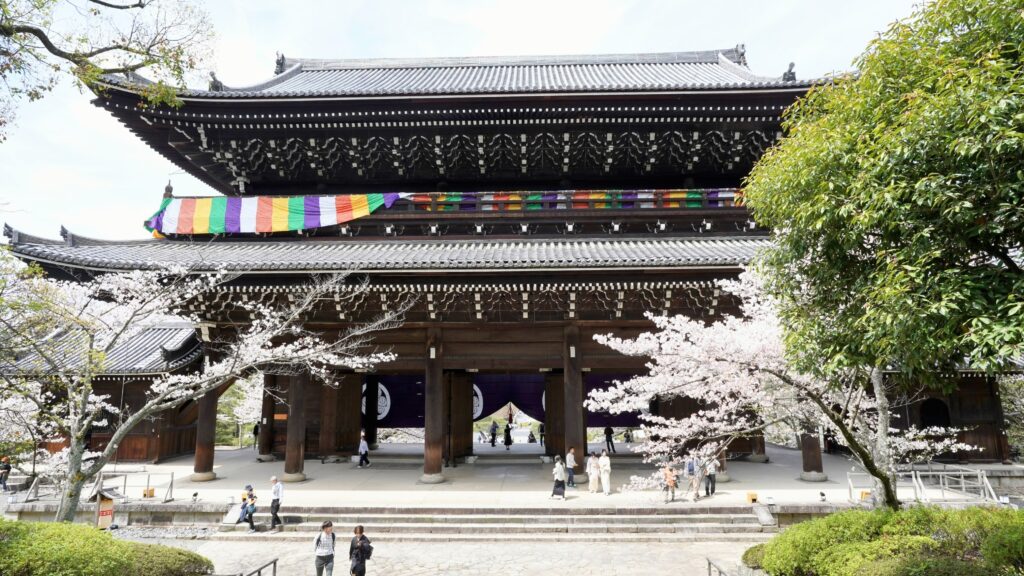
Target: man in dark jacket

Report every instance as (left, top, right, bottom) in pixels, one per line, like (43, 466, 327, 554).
(350, 524, 371, 576)
(604, 425, 616, 453)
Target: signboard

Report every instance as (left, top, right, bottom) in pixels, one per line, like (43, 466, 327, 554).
(96, 495, 114, 529)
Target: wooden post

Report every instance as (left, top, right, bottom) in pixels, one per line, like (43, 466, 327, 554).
(451, 372, 474, 458)
(422, 328, 445, 483)
(191, 389, 218, 481)
(319, 379, 339, 457)
(800, 432, 828, 482)
(748, 432, 769, 463)
(337, 374, 362, 454)
(545, 373, 565, 458)
(563, 325, 586, 474)
(258, 376, 275, 455)
(362, 375, 379, 450)
(283, 372, 308, 482)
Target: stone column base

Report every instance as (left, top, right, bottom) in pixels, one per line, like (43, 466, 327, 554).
(573, 472, 589, 484)
(281, 472, 306, 483)
(256, 454, 277, 463)
(716, 472, 731, 483)
(190, 471, 217, 482)
(747, 454, 769, 463)
(800, 471, 828, 482)
(419, 473, 446, 484)
(369, 443, 380, 451)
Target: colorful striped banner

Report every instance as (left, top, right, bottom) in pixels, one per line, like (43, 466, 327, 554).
(145, 193, 402, 236)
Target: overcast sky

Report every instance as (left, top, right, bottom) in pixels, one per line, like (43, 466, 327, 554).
(0, 0, 919, 240)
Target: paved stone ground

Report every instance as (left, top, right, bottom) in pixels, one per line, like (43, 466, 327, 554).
(125, 536, 754, 576)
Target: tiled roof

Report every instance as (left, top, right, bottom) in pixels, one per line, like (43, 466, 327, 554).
(105, 48, 812, 98)
(10, 324, 201, 376)
(6, 230, 769, 273)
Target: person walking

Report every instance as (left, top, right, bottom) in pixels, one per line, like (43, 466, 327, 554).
(550, 455, 566, 500)
(662, 464, 677, 503)
(269, 476, 283, 531)
(503, 422, 513, 451)
(686, 456, 702, 502)
(565, 447, 577, 488)
(0, 456, 11, 492)
(599, 449, 612, 495)
(489, 421, 498, 447)
(704, 455, 720, 497)
(245, 491, 258, 533)
(587, 452, 600, 493)
(252, 423, 259, 450)
(349, 524, 372, 576)
(313, 520, 336, 576)
(604, 425, 616, 453)
(539, 423, 545, 447)
(358, 431, 371, 468)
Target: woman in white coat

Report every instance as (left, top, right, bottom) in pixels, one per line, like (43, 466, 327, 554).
(550, 455, 567, 500)
(598, 449, 612, 495)
(587, 452, 601, 493)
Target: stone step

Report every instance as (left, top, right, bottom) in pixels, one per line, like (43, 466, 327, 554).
(248, 513, 762, 525)
(226, 521, 771, 534)
(265, 505, 761, 516)
(208, 531, 776, 543)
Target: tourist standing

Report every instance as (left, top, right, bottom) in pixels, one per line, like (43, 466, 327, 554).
(624, 428, 633, 444)
(350, 524, 372, 576)
(704, 456, 720, 497)
(489, 421, 498, 447)
(686, 456, 702, 502)
(252, 423, 259, 450)
(503, 423, 513, 451)
(604, 425, 616, 453)
(599, 449, 612, 495)
(245, 492, 258, 533)
(269, 476, 283, 531)
(565, 447, 577, 488)
(313, 520, 336, 576)
(550, 455, 566, 500)
(662, 464, 677, 503)
(587, 452, 600, 493)
(539, 423, 545, 447)
(358, 431, 371, 468)
(0, 456, 11, 492)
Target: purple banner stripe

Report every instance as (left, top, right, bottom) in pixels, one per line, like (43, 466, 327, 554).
(225, 197, 242, 233)
(304, 196, 321, 229)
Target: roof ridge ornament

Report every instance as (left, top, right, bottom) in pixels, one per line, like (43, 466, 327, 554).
(782, 62, 796, 82)
(164, 180, 174, 199)
(274, 52, 286, 75)
(208, 72, 224, 92)
(734, 44, 747, 66)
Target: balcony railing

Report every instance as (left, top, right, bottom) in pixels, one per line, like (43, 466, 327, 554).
(390, 189, 743, 213)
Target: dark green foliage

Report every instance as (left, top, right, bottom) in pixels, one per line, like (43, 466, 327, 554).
(0, 519, 213, 576)
(760, 509, 893, 575)
(742, 543, 767, 568)
(854, 555, 991, 576)
(981, 520, 1024, 571)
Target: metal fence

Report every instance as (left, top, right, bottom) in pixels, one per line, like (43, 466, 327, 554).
(212, 558, 278, 576)
(847, 464, 1000, 506)
(93, 471, 176, 503)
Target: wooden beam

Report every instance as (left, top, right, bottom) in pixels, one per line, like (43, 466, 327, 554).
(422, 327, 445, 483)
(283, 372, 308, 482)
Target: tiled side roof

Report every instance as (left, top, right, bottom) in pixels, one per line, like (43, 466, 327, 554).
(11, 324, 201, 376)
(7, 233, 769, 273)
(104, 48, 813, 98)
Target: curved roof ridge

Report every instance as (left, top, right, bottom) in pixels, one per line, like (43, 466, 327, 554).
(287, 48, 741, 71)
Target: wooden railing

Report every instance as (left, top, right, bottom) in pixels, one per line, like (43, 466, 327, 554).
(389, 189, 743, 213)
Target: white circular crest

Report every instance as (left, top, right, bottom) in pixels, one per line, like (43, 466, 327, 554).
(361, 382, 392, 420)
(541, 390, 546, 411)
(472, 384, 483, 419)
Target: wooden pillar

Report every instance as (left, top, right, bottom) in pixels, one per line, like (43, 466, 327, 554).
(319, 380, 339, 457)
(451, 372, 474, 458)
(258, 375, 275, 457)
(749, 432, 768, 463)
(337, 374, 362, 454)
(442, 372, 453, 467)
(545, 373, 565, 458)
(362, 375, 379, 450)
(563, 325, 586, 474)
(191, 389, 218, 481)
(283, 372, 308, 482)
(800, 432, 828, 482)
(422, 328, 445, 483)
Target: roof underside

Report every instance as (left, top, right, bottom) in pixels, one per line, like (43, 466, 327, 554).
(107, 47, 812, 98)
(6, 232, 768, 273)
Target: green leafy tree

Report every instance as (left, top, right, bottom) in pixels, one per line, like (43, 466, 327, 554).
(0, 0, 212, 141)
(746, 0, 1024, 381)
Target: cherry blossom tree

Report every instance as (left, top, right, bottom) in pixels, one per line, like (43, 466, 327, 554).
(0, 252, 406, 521)
(587, 271, 974, 509)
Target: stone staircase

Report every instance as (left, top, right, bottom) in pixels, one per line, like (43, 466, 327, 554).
(217, 505, 777, 543)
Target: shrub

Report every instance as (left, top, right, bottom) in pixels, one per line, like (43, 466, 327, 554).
(981, 520, 1024, 571)
(812, 536, 936, 576)
(854, 554, 991, 576)
(0, 519, 212, 576)
(742, 543, 767, 568)
(761, 509, 893, 576)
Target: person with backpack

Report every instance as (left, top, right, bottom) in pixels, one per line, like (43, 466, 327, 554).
(349, 524, 372, 576)
(686, 456, 702, 502)
(314, 520, 336, 576)
(0, 456, 11, 492)
(244, 491, 258, 533)
(704, 455, 720, 497)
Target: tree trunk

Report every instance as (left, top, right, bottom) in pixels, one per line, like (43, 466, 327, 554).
(55, 443, 88, 522)
(870, 367, 899, 510)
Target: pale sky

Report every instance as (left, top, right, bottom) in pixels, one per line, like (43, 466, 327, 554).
(0, 0, 919, 240)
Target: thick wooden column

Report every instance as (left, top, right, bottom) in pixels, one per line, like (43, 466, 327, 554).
(748, 432, 768, 463)
(800, 432, 828, 482)
(337, 374, 362, 454)
(318, 380, 339, 457)
(362, 376, 379, 450)
(258, 375, 275, 458)
(451, 372, 474, 459)
(563, 325, 586, 474)
(283, 372, 308, 482)
(442, 372, 453, 467)
(545, 373, 565, 458)
(422, 328, 445, 483)
(191, 389, 218, 481)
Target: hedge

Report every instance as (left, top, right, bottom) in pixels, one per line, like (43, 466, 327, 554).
(0, 519, 212, 576)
